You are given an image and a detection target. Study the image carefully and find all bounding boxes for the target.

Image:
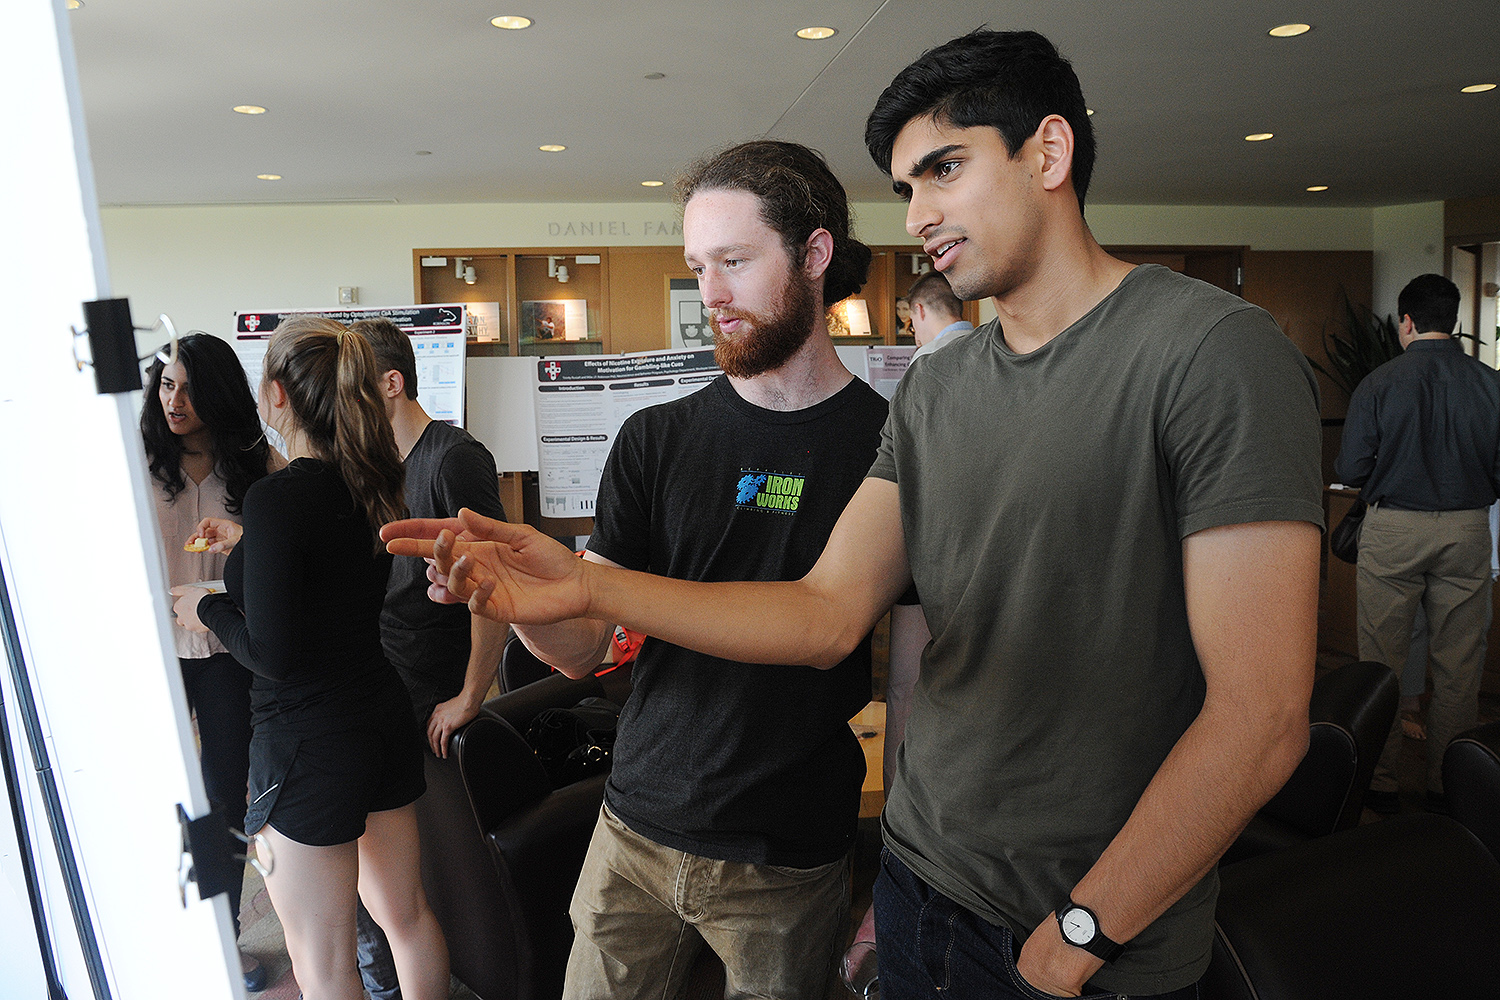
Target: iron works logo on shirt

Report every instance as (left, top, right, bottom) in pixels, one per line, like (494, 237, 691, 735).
(735, 470, 804, 514)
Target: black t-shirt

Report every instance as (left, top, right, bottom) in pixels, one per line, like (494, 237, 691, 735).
(380, 420, 507, 719)
(199, 458, 404, 730)
(589, 375, 887, 867)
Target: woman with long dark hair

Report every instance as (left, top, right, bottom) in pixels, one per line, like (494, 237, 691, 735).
(172, 316, 449, 1000)
(142, 332, 280, 991)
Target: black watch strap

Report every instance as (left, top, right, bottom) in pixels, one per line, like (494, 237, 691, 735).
(1055, 899, 1125, 963)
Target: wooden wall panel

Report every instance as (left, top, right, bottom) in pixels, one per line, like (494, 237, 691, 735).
(1241, 250, 1373, 418)
(607, 247, 693, 355)
(1242, 250, 1372, 489)
(1446, 195, 1500, 243)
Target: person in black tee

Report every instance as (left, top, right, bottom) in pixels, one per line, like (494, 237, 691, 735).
(593, 374, 885, 866)
(385, 141, 897, 1000)
(353, 318, 510, 751)
(349, 317, 510, 1000)
(175, 317, 450, 1000)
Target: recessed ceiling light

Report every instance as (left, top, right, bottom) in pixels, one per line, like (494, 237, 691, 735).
(1245, 132, 1274, 141)
(796, 26, 836, 40)
(641, 180, 664, 187)
(1461, 83, 1496, 93)
(490, 15, 532, 29)
(66, 0, 84, 9)
(233, 105, 267, 115)
(1268, 23, 1311, 37)
(256, 174, 281, 181)
(1086, 108, 1095, 116)
(539, 144, 566, 152)
(1306, 185, 1329, 192)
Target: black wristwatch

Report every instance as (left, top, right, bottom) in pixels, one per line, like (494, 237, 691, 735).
(1055, 899, 1125, 963)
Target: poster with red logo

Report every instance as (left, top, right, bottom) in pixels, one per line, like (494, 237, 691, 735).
(533, 348, 720, 518)
(231, 303, 478, 427)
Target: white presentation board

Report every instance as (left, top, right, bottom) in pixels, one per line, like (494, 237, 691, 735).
(533, 348, 721, 517)
(231, 304, 476, 427)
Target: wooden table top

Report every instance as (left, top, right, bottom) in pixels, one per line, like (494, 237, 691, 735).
(849, 701, 886, 819)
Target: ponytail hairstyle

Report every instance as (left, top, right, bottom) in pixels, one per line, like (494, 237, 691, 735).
(261, 316, 406, 540)
(141, 332, 273, 514)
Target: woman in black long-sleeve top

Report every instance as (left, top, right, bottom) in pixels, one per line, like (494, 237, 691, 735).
(173, 316, 449, 1000)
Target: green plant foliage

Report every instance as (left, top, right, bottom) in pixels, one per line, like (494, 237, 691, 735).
(1306, 295, 1402, 398)
(1308, 292, 1487, 398)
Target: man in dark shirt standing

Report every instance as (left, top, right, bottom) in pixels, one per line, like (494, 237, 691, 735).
(350, 317, 511, 1000)
(1335, 273, 1500, 813)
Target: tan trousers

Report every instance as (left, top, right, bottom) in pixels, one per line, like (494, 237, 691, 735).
(563, 805, 849, 1000)
(1356, 505, 1491, 794)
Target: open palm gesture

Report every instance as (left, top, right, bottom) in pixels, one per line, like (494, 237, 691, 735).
(382, 509, 592, 625)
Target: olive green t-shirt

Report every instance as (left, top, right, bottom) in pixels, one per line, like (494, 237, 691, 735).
(868, 264, 1324, 994)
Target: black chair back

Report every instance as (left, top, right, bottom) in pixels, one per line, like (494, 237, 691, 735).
(500, 633, 554, 692)
(1206, 814, 1500, 999)
(1445, 719, 1500, 861)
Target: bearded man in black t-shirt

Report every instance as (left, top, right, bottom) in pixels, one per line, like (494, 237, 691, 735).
(502, 141, 888, 1000)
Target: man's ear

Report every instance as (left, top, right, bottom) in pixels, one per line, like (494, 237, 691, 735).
(1034, 114, 1076, 195)
(803, 227, 835, 282)
(381, 369, 405, 400)
(911, 300, 929, 322)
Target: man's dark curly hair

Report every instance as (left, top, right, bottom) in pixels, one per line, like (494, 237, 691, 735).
(865, 29, 1096, 211)
(677, 139, 872, 304)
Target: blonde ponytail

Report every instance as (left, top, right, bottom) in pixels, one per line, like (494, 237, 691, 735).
(262, 316, 406, 543)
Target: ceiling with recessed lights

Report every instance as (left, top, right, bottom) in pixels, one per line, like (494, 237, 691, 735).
(67, 0, 1500, 209)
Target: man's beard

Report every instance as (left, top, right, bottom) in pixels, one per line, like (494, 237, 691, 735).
(711, 270, 818, 378)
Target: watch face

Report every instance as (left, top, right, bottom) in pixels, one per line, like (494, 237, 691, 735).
(1061, 906, 1097, 945)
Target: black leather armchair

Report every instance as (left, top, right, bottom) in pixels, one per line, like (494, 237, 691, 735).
(1444, 719, 1500, 861)
(416, 669, 629, 1000)
(499, 632, 554, 694)
(1220, 659, 1397, 865)
(1204, 813, 1500, 999)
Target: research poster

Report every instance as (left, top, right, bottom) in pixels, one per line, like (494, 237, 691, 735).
(230, 303, 472, 426)
(865, 345, 916, 400)
(533, 348, 721, 518)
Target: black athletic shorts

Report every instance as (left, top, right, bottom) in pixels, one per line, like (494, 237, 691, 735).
(244, 688, 426, 846)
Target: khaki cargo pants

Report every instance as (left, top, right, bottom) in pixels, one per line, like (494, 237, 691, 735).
(563, 805, 849, 1000)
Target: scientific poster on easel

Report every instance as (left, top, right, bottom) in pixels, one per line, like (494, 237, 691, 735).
(836, 344, 917, 400)
(230, 303, 478, 426)
(534, 348, 721, 517)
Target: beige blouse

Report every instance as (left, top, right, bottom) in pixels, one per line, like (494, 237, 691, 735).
(154, 470, 236, 660)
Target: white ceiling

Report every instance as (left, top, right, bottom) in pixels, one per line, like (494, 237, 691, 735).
(68, 0, 1500, 209)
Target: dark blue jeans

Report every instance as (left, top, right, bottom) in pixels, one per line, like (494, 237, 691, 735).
(180, 653, 252, 939)
(874, 849, 1200, 1000)
(355, 898, 403, 1000)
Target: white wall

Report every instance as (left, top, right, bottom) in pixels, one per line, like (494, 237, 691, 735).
(1372, 201, 1445, 322)
(855, 201, 1375, 252)
(104, 199, 1406, 341)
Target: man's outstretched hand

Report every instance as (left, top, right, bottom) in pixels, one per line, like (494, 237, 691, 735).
(381, 509, 592, 625)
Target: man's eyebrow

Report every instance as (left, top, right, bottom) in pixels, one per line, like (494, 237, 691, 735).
(695, 243, 754, 260)
(907, 144, 965, 180)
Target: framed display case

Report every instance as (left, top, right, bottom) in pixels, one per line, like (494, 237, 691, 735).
(515, 253, 604, 356)
(413, 248, 609, 356)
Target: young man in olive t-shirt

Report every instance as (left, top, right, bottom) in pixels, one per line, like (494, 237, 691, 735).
(386, 30, 1323, 1000)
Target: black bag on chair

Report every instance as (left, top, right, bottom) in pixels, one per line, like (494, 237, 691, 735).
(1330, 499, 1366, 564)
(524, 697, 621, 784)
